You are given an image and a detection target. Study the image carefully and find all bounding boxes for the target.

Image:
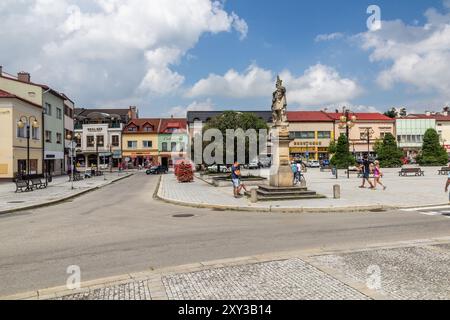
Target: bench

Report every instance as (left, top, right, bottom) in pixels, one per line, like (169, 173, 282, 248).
(15, 180, 30, 193)
(320, 165, 332, 172)
(438, 167, 450, 175)
(69, 172, 84, 182)
(345, 168, 360, 175)
(30, 178, 48, 190)
(399, 168, 424, 177)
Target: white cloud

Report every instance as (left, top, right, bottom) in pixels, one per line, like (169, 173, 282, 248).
(0, 0, 247, 106)
(315, 32, 344, 42)
(167, 99, 215, 117)
(187, 63, 362, 107)
(356, 2, 450, 100)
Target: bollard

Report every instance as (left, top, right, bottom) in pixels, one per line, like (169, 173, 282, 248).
(250, 188, 258, 203)
(333, 184, 341, 199)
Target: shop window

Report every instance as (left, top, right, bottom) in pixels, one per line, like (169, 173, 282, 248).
(87, 136, 95, 147)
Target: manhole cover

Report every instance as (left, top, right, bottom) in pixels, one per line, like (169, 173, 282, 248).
(172, 214, 195, 218)
(8, 201, 25, 204)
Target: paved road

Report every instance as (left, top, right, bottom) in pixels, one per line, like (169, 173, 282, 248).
(1, 173, 449, 296)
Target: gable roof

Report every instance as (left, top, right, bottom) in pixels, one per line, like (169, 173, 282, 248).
(288, 111, 333, 122)
(0, 88, 42, 109)
(159, 118, 187, 133)
(123, 118, 162, 133)
(187, 110, 273, 123)
(401, 114, 450, 121)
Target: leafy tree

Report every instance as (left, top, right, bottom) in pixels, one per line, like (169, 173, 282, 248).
(384, 108, 397, 119)
(374, 133, 403, 168)
(328, 140, 337, 155)
(202, 111, 269, 165)
(330, 135, 355, 169)
(416, 129, 449, 166)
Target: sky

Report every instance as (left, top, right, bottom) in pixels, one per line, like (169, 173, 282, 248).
(1, 0, 449, 117)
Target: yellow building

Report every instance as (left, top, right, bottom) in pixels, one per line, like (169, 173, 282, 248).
(0, 89, 43, 180)
(122, 119, 161, 166)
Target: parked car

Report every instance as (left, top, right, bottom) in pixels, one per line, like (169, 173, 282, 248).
(207, 165, 230, 173)
(307, 160, 321, 168)
(248, 161, 260, 170)
(146, 165, 168, 175)
(258, 157, 272, 168)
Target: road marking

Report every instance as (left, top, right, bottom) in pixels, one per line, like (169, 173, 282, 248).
(401, 207, 450, 218)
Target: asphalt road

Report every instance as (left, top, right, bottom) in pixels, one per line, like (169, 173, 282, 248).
(1, 173, 449, 296)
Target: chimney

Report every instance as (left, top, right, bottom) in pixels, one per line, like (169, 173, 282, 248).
(17, 72, 31, 83)
(128, 106, 138, 120)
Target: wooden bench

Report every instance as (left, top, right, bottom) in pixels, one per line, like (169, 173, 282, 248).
(438, 167, 450, 175)
(30, 178, 48, 190)
(15, 180, 30, 193)
(399, 168, 424, 177)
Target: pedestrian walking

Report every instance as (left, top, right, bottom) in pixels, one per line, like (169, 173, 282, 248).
(291, 162, 298, 185)
(359, 154, 374, 189)
(231, 161, 244, 198)
(444, 168, 450, 203)
(372, 161, 386, 190)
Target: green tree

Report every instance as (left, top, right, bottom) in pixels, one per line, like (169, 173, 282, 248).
(328, 140, 337, 155)
(374, 133, 403, 168)
(384, 109, 397, 119)
(202, 111, 269, 165)
(416, 128, 449, 166)
(330, 135, 355, 169)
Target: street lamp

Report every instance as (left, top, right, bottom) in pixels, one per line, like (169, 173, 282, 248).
(338, 107, 357, 179)
(361, 128, 375, 157)
(66, 132, 81, 189)
(17, 116, 39, 177)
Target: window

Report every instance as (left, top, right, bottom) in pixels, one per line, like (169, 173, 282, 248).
(32, 127, 39, 140)
(112, 135, 119, 147)
(17, 125, 26, 138)
(64, 106, 73, 118)
(171, 142, 177, 152)
(87, 136, 95, 147)
(56, 108, 62, 120)
(290, 131, 315, 139)
(96, 135, 104, 147)
(56, 133, 62, 144)
(143, 125, 153, 132)
(317, 131, 331, 139)
(45, 130, 52, 143)
(143, 141, 153, 148)
(162, 142, 168, 152)
(127, 126, 137, 132)
(44, 103, 52, 116)
(127, 141, 137, 149)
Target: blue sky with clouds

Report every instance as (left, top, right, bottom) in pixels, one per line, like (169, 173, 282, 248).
(1, 0, 449, 116)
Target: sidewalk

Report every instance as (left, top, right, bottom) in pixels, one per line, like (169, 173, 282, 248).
(3, 237, 449, 300)
(0, 172, 134, 214)
(157, 167, 450, 212)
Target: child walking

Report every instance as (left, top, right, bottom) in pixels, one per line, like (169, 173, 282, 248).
(372, 161, 386, 190)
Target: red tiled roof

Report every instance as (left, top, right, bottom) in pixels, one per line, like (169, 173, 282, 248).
(0, 89, 42, 109)
(402, 114, 450, 121)
(123, 118, 161, 133)
(327, 112, 394, 121)
(288, 111, 333, 122)
(159, 118, 187, 133)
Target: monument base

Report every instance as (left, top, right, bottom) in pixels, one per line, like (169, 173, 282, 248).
(269, 165, 293, 188)
(246, 185, 326, 202)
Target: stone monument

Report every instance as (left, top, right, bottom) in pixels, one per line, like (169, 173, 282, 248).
(270, 76, 293, 187)
(247, 76, 325, 201)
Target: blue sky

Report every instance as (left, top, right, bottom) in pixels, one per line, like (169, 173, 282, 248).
(1, 0, 449, 116)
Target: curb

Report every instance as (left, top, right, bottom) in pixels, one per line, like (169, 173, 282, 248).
(155, 176, 450, 213)
(0, 173, 134, 215)
(3, 236, 449, 300)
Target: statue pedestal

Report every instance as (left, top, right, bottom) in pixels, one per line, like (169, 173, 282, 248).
(270, 126, 293, 188)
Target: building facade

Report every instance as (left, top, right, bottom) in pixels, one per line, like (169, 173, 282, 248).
(62, 94, 75, 171)
(0, 89, 43, 180)
(287, 111, 334, 161)
(329, 112, 396, 159)
(122, 119, 161, 167)
(74, 108, 138, 169)
(158, 118, 188, 168)
(42, 88, 66, 176)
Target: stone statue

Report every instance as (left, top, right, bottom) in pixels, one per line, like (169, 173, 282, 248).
(272, 76, 288, 125)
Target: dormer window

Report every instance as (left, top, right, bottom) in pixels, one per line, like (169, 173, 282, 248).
(127, 125, 137, 132)
(143, 124, 153, 132)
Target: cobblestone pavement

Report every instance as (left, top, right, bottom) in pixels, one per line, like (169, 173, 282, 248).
(162, 259, 369, 300)
(311, 244, 450, 300)
(159, 167, 450, 210)
(55, 280, 152, 300)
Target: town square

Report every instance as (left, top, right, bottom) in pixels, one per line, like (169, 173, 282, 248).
(0, 0, 449, 307)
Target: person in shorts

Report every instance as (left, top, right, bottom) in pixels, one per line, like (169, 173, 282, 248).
(231, 161, 242, 198)
(359, 154, 374, 189)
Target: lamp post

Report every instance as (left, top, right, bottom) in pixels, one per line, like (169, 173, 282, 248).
(66, 133, 81, 189)
(17, 116, 39, 177)
(338, 107, 357, 179)
(361, 128, 375, 157)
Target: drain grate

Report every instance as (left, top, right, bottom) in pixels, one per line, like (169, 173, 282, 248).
(172, 214, 195, 218)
